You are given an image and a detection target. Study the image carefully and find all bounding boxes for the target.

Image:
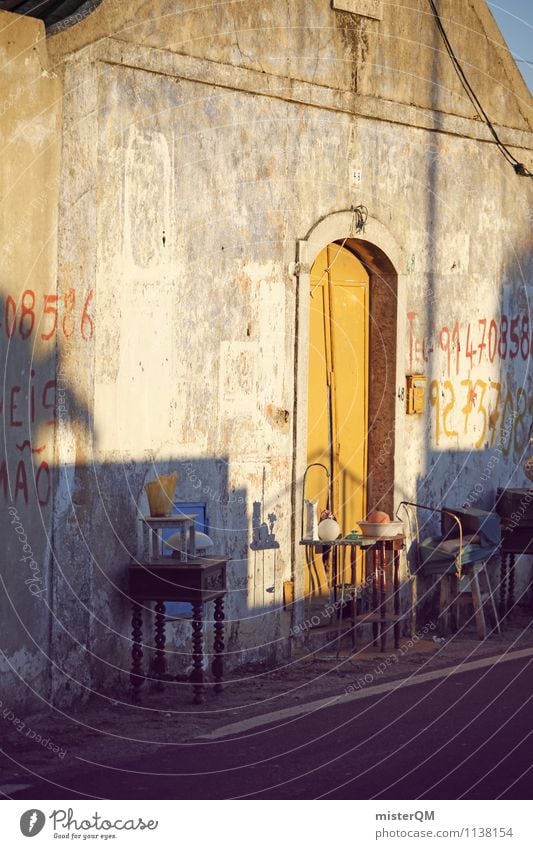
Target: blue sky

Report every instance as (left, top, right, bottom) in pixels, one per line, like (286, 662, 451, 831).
(488, 0, 533, 92)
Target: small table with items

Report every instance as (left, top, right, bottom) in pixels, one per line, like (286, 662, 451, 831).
(300, 535, 407, 652)
(130, 515, 227, 704)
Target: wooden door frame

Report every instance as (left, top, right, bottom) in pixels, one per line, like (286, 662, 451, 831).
(291, 211, 407, 624)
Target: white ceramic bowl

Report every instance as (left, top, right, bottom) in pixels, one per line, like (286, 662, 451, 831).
(358, 521, 404, 538)
(167, 531, 214, 552)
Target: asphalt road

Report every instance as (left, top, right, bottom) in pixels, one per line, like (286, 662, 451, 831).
(2, 655, 533, 800)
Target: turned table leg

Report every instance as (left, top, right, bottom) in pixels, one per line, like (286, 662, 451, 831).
(212, 596, 225, 694)
(372, 549, 379, 647)
(130, 603, 144, 703)
(450, 573, 458, 633)
(499, 553, 508, 621)
(191, 602, 205, 705)
(393, 547, 401, 650)
(439, 575, 451, 636)
(154, 601, 166, 691)
(508, 553, 516, 619)
(380, 543, 387, 653)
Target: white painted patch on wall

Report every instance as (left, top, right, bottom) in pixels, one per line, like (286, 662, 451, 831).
(258, 277, 286, 404)
(124, 128, 171, 272)
(219, 341, 258, 416)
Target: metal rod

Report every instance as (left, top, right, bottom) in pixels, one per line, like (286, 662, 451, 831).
(396, 501, 464, 578)
(301, 462, 331, 540)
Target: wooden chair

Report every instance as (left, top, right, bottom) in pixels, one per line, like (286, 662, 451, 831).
(439, 558, 500, 639)
(397, 502, 500, 640)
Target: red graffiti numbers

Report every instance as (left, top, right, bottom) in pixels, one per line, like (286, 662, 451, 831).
(5, 295, 17, 338)
(81, 290, 94, 341)
(451, 322, 460, 374)
(499, 315, 508, 360)
(477, 319, 487, 364)
(62, 289, 76, 338)
(521, 315, 530, 359)
(19, 289, 36, 339)
(465, 324, 475, 368)
(41, 294, 58, 340)
(439, 326, 451, 376)
(1, 289, 94, 342)
(488, 319, 498, 363)
(409, 311, 533, 374)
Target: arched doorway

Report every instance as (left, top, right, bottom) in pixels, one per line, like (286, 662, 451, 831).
(293, 212, 403, 611)
(306, 242, 369, 539)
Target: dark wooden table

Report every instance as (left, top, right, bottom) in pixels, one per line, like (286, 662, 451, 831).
(128, 556, 227, 704)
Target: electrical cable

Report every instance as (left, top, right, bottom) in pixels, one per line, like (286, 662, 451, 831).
(427, 0, 533, 178)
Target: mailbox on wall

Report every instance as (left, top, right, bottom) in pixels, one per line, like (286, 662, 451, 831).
(406, 374, 427, 415)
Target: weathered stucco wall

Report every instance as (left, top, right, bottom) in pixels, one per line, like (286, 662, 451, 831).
(48, 0, 532, 132)
(52, 33, 532, 687)
(0, 11, 62, 709)
(2, 1, 533, 709)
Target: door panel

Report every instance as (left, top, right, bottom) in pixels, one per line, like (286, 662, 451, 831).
(306, 243, 369, 592)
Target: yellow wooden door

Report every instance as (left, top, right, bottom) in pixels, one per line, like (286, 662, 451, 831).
(306, 243, 369, 591)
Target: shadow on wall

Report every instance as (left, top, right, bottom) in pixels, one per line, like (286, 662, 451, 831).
(55, 456, 252, 701)
(397, 14, 533, 628)
(1, 287, 96, 708)
(0, 296, 272, 707)
(2, 449, 259, 707)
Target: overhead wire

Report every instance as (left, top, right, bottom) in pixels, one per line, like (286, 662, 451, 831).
(427, 0, 533, 178)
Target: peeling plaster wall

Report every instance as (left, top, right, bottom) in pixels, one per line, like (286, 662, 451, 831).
(52, 41, 532, 692)
(48, 0, 532, 132)
(50, 57, 299, 696)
